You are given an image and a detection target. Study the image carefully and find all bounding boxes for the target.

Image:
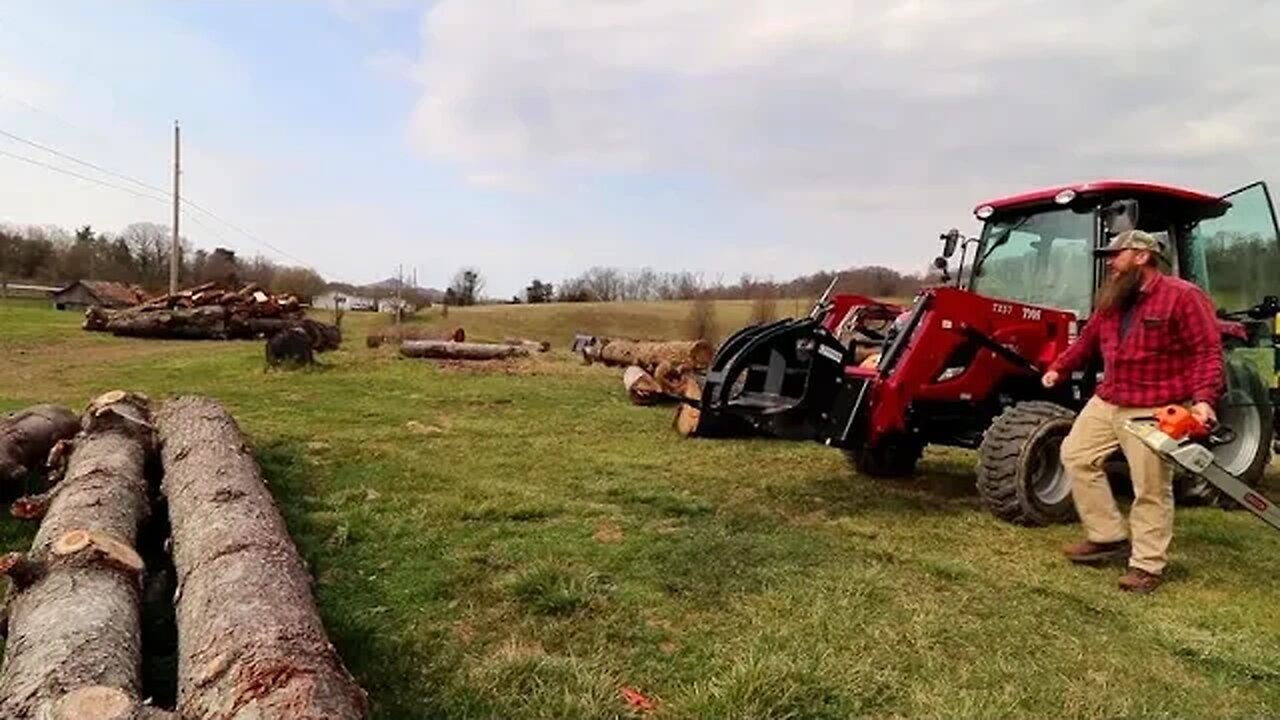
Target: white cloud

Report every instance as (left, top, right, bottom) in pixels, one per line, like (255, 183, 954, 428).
(407, 0, 1280, 249)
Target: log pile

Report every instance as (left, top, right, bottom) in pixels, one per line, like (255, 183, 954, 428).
(0, 404, 80, 494)
(0, 392, 368, 720)
(82, 282, 340, 349)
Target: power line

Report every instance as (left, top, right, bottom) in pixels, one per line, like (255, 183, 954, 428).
(179, 197, 312, 268)
(0, 146, 169, 204)
(0, 120, 317, 270)
(0, 127, 169, 195)
(0, 90, 114, 145)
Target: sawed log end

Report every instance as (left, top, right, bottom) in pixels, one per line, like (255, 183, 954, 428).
(51, 530, 145, 577)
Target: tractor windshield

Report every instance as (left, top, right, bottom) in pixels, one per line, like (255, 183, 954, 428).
(970, 207, 1095, 317)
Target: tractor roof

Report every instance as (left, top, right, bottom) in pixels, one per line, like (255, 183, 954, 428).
(974, 180, 1226, 217)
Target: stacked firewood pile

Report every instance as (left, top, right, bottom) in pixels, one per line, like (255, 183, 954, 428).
(82, 281, 340, 349)
(0, 395, 368, 720)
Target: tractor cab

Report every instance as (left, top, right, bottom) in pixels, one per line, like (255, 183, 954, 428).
(936, 180, 1280, 327)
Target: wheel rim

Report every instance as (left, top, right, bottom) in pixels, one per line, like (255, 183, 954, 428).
(1213, 387, 1264, 477)
(1029, 434, 1071, 506)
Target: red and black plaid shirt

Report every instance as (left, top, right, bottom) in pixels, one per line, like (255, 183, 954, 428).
(1049, 273, 1224, 407)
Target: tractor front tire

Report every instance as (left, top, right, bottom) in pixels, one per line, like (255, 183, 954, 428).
(846, 435, 923, 479)
(977, 401, 1078, 526)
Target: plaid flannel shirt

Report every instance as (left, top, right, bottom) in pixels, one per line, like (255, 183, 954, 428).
(1049, 273, 1224, 407)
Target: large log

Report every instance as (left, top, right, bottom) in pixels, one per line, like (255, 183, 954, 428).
(0, 404, 80, 491)
(399, 340, 530, 361)
(0, 391, 156, 720)
(590, 339, 713, 372)
(366, 325, 465, 348)
(502, 337, 551, 353)
(156, 396, 368, 720)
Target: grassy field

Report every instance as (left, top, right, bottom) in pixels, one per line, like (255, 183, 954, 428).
(2, 298, 1280, 719)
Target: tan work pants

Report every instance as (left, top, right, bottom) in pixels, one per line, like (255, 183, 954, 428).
(1060, 396, 1175, 574)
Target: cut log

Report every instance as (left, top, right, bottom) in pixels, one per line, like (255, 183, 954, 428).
(0, 404, 80, 492)
(592, 339, 713, 372)
(0, 391, 155, 720)
(673, 375, 705, 437)
(366, 325, 465, 348)
(49, 686, 176, 720)
(502, 337, 551, 353)
(623, 366, 665, 406)
(156, 396, 368, 720)
(400, 340, 530, 361)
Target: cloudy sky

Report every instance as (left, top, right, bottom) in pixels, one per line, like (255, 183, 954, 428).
(1, 1, 1277, 296)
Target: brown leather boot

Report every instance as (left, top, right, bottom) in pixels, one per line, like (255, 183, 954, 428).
(1062, 539, 1130, 565)
(1118, 567, 1163, 594)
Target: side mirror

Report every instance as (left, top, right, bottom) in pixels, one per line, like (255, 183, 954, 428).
(933, 256, 951, 283)
(1102, 199, 1139, 235)
(940, 229, 960, 258)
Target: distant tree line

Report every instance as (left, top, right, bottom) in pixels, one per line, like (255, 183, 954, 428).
(530, 265, 929, 303)
(0, 221, 326, 300)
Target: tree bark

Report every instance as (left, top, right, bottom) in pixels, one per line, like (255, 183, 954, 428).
(156, 396, 368, 720)
(0, 391, 155, 720)
(0, 404, 80, 491)
(588, 339, 713, 372)
(399, 340, 530, 361)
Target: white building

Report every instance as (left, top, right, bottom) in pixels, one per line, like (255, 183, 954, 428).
(312, 290, 377, 311)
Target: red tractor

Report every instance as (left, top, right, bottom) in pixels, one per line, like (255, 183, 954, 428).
(695, 180, 1280, 525)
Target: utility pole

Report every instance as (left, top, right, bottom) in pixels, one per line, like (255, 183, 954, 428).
(395, 264, 403, 329)
(169, 121, 181, 295)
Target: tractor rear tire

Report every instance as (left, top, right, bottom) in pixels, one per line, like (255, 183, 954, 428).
(977, 401, 1078, 526)
(1176, 357, 1273, 507)
(845, 435, 923, 478)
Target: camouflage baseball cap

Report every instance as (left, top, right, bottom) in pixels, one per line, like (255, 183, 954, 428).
(1094, 229, 1168, 258)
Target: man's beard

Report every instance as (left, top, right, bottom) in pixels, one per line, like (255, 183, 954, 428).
(1096, 266, 1143, 313)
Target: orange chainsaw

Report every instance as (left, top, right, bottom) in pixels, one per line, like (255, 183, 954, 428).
(1124, 406, 1280, 532)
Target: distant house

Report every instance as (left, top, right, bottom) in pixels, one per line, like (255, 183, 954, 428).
(312, 290, 377, 312)
(377, 297, 414, 315)
(51, 280, 149, 312)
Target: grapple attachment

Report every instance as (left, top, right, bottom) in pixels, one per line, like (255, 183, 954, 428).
(690, 296, 905, 440)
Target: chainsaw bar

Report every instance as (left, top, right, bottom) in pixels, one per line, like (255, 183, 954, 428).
(1123, 419, 1280, 532)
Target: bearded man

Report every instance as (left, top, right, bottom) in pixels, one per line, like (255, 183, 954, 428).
(1041, 229, 1224, 593)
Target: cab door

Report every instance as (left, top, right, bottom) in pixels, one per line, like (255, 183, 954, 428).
(1184, 181, 1280, 313)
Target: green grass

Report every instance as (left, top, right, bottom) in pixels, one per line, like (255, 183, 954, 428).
(359, 297, 824, 347)
(3, 298, 1280, 719)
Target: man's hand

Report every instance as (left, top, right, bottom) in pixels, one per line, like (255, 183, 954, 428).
(1190, 401, 1217, 428)
(1041, 370, 1060, 388)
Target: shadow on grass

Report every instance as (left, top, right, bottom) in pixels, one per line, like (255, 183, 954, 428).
(255, 439, 482, 720)
(800, 470, 982, 520)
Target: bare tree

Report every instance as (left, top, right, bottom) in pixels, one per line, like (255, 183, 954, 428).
(448, 266, 485, 305)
